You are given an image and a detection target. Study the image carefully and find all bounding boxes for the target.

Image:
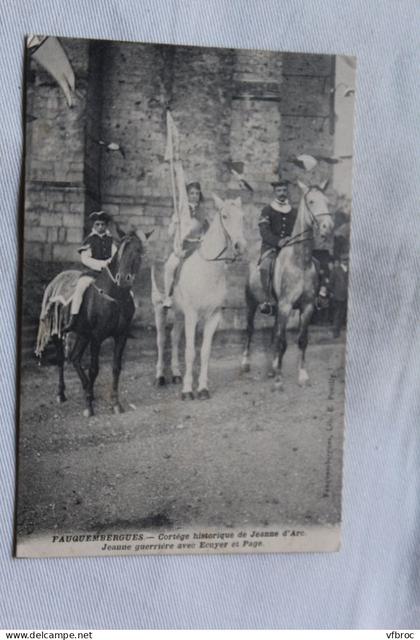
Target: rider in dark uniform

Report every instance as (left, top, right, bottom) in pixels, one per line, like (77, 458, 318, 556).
(258, 179, 297, 315)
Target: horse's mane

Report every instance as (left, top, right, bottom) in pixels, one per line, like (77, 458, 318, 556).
(109, 221, 148, 252)
(114, 220, 153, 243)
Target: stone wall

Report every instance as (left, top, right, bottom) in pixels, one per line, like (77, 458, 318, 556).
(24, 41, 91, 262)
(99, 43, 236, 260)
(23, 39, 336, 328)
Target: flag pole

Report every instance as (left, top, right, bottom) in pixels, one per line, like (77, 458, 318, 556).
(166, 110, 181, 254)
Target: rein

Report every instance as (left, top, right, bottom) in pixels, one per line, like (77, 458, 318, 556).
(105, 264, 119, 284)
(94, 237, 138, 303)
(93, 268, 126, 304)
(303, 193, 331, 227)
(282, 191, 330, 248)
(93, 283, 119, 304)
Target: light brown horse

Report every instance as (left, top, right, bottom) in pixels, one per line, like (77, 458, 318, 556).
(241, 180, 334, 389)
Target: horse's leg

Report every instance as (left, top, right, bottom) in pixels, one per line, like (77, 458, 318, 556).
(197, 310, 222, 399)
(272, 302, 292, 390)
(52, 335, 66, 403)
(241, 287, 258, 373)
(69, 334, 91, 415)
(110, 334, 128, 414)
(182, 311, 198, 400)
(297, 302, 314, 386)
(154, 303, 166, 386)
(267, 311, 279, 377)
(85, 339, 101, 416)
(170, 311, 183, 384)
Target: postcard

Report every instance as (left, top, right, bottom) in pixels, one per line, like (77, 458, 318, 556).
(16, 36, 355, 556)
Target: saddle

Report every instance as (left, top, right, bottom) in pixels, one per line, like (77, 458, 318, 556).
(36, 269, 81, 356)
(258, 250, 324, 302)
(167, 242, 202, 296)
(257, 247, 278, 267)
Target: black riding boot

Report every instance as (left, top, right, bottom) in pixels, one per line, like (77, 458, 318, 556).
(259, 264, 276, 316)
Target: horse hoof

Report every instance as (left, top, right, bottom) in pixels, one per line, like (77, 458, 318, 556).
(267, 369, 275, 379)
(298, 370, 310, 387)
(197, 388, 210, 400)
(56, 394, 67, 404)
(273, 379, 284, 391)
(181, 392, 194, 401)
(156, 376, 166, 387)
(172, 375, 182, 384)
(83, 407, 94, 418)
(241, 363, 250, 373)
(113, 403, 124, 415)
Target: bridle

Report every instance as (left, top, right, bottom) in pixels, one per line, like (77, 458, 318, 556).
(303, 190, 331, 227)
(199, 207, 241, 263)
(283, 189, 331, 248)
(94, 234, 142, 301)
(114, 236, 132, 284)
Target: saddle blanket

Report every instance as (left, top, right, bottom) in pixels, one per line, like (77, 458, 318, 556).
(36, 270, 82, 356)
(39, 270, 82, 319)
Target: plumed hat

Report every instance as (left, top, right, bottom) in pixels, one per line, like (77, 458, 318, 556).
(89, 210, 111, 223)
(270, 178, 290, 188)
(186, 181, 201, 192)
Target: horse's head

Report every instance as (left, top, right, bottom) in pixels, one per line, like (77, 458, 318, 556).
(112, 228, 152, 287)
(213, 194, 247, 258)
(297, 179, 334, 240)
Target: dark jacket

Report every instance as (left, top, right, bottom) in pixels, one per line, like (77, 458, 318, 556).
(79, 231, 114, 261)
(258, 204, 297, 255)
(329, 265, 349, 301)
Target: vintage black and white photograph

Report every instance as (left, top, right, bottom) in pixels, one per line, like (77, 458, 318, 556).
(16, 36, 355, 556)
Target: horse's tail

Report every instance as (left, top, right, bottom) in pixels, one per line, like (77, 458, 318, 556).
(35, 287, 65, 358)
(35, 270, 81, 357)
(35, 302, 66, 357)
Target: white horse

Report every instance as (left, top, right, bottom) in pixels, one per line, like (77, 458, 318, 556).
(152, 195, 246, 399)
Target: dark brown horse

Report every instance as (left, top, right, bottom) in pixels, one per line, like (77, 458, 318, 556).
(242, 180, 334, 389)
(36, 229, 147, 417)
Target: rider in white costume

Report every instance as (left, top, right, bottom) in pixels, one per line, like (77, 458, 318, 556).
(163, 180, 209, 308)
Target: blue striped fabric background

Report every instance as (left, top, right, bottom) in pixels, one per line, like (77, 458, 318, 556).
(1, 0, 419, 629)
